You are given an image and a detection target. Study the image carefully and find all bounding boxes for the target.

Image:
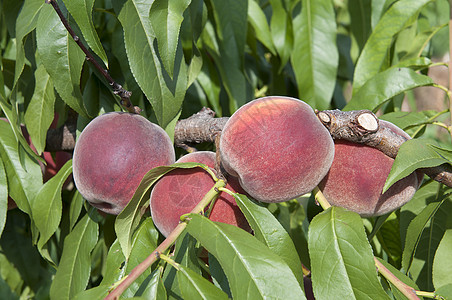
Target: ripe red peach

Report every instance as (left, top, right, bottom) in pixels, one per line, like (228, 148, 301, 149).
(150, 151, 250, 237)
(219, 96, 334, 203)
(318, 120, 419, 217)
(73, 112, 175, 215)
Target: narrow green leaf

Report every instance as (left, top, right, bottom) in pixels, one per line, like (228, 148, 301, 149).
(208, 0, 249, 112)
(248, 0, 276, 54)
(32, 160, 73, 249)
(403, 198, 452, 291)
(380, 110, 438, 130)
(234, 193, 304, 287)
(345, 67, 433, 112)
(269, 0, 293, 69)
(176, 263, 229, 300)
(122, 218, 159, 297)
(136, 267, 167, 299)
(69, 191, 85, 231)
(14, 0, 45, 87)
(99, 239, 126, 287)
(36, 4, 89, 118)
(348, 0, 371, 52)
(24, 64, 55, 155)
(308, 207, 390, 299)
(115, 162, 209, 258)
(0, 121, 42, 214)
(292, 0, 338, 110)
(401, 199, 444, 272)
(433, 229, 452, 291)
(73, 285, 110, 300)
(383, 139, 450, 193)
(402, 24, 447, 60)
(353, 0, 432, 93)
(149, 0, 191, 78)
(61, 0, 108, 67)
(118, 0, 187, 130)
(49, 213, 99, 300)
(186, 214, 306, 300)
(0, 158, 7, 238)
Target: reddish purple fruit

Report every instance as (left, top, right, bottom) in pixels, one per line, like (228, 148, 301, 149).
(73, 112, 175, 215)
(150, 151, 250, 237)
(318, 120, 420, 217)
(219, 96, 334, 203)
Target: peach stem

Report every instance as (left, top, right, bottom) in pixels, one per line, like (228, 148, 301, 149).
(104, 179, 226, 300)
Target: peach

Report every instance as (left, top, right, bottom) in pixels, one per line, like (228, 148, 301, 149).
(318, 121, 419, 217)
(219, 96, 334, 203)
(73, 112, 175, 215)
(150, 151, 250, 237)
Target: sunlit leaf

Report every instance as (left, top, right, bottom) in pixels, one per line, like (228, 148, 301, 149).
(50, 213, 99, 300)
(309, 207, 390, 299)
(292, 0, 338, 110)
(186, 214, 306, 299)
(433, 229, 452, 291)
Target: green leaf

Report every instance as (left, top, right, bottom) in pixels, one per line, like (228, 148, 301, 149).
(380, 110, 438, 130)
(175, 263, 229, 300)
(118, 0, 187, 130)
(99, 239, 125, 287)
(348, 0, 371, 52)
(208, 0, 249, 112)
(308, 207, 390, 299)
(345, 67, 433, 112)
(433, 229, 452, 291)
(353, 0, 432, 93)
(61, 0, 108, 67)
(401, 197, 446, 273)
(186, 214, 306, 300)
(24, 64, 56, 155)
(0, 121, 42, 214)
(149, 0, 191, 78)
(14, 0, 45, 87)
(0, 158, 7, 238)
(49, 213, 99, 300)
(73, 285, 110, 300)
(383, 139, 450, 193)
(116, 162, 208, 258)
(121, 218, 159, 297)
(69, 191, 85, 231)
(234, 193, 304, 287)
(32, 160, 73, 250)
(248, 0, 276, 55)
(403, 197, 452, 291)
(269, 0, 293, 69)
(401, 24, 447, 60)
(36, 4, 89, 118)
(292, 0, 338, 110)
(136, 267, 167, 299)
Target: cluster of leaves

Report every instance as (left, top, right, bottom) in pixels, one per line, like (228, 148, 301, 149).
(1, 0, 452, 299)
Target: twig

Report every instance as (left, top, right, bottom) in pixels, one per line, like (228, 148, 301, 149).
(104, 179, 226, 299)
(45, 0, 140, 114)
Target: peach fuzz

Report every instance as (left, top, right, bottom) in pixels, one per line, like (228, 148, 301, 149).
(318, 121, 419, 217)
(150, 151, 250, 237)
(73, 112, 175, 215)
(219, 96, 334, 203)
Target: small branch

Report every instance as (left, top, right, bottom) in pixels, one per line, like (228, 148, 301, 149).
(46, 0, 140, 114)
(104, 179, 226, 299)
(374, 257, 420, 300)
(313, 187, 331, 210)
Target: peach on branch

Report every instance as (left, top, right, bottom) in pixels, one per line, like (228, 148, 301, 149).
(318, 120, 420, 217)
(73, 112, 175, 215)
(219, 96, 334, 203)
(150, 151, 250, 237)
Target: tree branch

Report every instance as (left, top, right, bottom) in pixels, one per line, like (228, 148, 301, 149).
(46, 0, 140, 114)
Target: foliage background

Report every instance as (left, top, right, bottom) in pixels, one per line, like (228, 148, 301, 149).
(1, 0, 452, 299)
